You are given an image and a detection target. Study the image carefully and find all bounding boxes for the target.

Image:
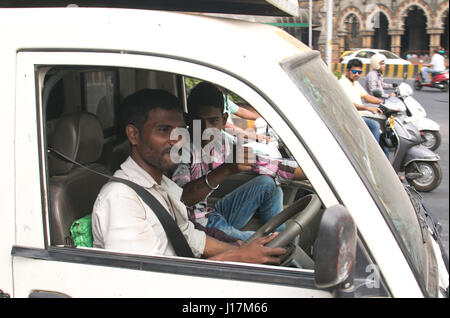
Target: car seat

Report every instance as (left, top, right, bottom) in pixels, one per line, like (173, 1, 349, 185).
(48, 112, 111, 246)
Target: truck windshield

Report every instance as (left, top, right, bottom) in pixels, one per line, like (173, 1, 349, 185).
(282, 54, 428, 293)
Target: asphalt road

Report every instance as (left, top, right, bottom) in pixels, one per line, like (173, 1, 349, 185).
(409, 84, 449, 257)
(383, 78, 449, 258)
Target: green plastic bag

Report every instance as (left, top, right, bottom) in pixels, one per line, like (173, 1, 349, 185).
(70, 214, 93, 247)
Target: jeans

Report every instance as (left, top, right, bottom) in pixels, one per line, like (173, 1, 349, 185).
(206, 175, 284, 242)
(421, 67, 433, 83)
(363, 117, 390, 159)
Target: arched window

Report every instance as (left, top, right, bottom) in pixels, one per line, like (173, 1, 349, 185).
(351, 15, 359, 39)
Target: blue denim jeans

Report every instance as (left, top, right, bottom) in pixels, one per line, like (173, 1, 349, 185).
(206, 175, 284, 242)
(420, 67, 433, 83)
(363, 117, 390, 159)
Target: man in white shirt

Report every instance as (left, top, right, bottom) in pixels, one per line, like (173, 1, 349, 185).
(92, 89, 286, 264)
(338, 59, 389, 158)
(421, 48, 447, 83)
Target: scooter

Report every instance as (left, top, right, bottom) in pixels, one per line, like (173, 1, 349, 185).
(414, 69, 449, 92)
(394, 82, 441, 151)
(361, 94, 442, 192)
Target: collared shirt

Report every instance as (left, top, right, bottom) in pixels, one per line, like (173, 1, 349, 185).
(171, 132, 235, 226)
(363, 70, 394, 99)
(339, 75, 368, 106)
(92, 156, 206, 258)
(171, 132, 296, 225)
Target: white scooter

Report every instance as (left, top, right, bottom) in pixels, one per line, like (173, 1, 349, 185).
(394, 82, 441, 151)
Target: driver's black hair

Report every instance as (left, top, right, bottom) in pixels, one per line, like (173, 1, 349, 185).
(122, 89, 182, 131)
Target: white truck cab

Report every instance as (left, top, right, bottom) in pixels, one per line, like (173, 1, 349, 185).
(0, 3, 448, 298)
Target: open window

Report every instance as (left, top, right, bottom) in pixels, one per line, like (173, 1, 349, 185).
(13, 50, 388, 297)
(42, 65, 321, 268)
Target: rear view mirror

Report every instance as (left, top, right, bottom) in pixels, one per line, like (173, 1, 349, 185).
(314, 205, 356, 290)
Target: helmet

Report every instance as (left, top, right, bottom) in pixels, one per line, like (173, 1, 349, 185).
(371, 53, 387, 70)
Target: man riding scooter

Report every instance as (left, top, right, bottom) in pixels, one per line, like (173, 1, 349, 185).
(415, 48, 449, 92)
(364, 53, 396, 99)
(339, 59, 390, 158)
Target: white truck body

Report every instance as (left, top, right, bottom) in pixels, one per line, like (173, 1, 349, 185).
(0, 7, 447, 298)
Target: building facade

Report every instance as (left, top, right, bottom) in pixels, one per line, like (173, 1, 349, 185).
(294, 0, 448, 61)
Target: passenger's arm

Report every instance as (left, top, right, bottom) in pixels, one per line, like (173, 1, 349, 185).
(233, 107, 260, 120)
(180, 163, 237, 207)
(293, 166, 306, 180)
(181, 146, 254, 206)
(224, 122, 270, 142)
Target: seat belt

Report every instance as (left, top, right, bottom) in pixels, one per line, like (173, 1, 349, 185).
(48, 148, 195, 258)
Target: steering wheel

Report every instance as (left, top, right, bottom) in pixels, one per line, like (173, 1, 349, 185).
(246, 194, 322, 249)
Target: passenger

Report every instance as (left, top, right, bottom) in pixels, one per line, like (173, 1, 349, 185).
(91, 89, 286, 264)
(171, 82, 306, 243)
(363, 53, 396, 99)
(338, 59, 390, 159)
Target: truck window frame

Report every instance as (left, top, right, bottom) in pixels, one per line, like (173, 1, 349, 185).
(12, 50, 386, 296)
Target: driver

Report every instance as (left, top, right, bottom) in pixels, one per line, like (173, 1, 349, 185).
(171, 81, 306, 243)
(420, 48, 447, 83)
(92, 88, 286, 264)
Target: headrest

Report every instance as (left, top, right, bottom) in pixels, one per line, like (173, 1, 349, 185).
(49, 112, 104, 175)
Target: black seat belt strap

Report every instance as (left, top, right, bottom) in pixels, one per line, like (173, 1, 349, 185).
(48, 148, 194, 258)
(109, 176, 194, 258)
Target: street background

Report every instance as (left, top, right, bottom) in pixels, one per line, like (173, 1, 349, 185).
(383, 78, 449, 257)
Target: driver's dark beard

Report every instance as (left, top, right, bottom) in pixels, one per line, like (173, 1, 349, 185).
(142, 152, 176, 176)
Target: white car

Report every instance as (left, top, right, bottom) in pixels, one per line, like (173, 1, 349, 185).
(0, 4, 447, 299)
(341, 49, 411, 65)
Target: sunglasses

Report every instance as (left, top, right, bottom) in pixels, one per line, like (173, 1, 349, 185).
(351, 70, 363, 75)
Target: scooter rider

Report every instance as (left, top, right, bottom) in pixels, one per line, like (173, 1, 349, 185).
(339, 59, 389, 158)
(364, 53, 396, 99)
(420, 48, 446, 83)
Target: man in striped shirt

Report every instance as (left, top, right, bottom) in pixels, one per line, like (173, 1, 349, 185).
(171, 82, 306, 242)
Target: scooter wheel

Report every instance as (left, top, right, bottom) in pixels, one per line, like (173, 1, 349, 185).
(440, 82, 449, 92)
(414, 80, 422, 90)
(421, 130, 442, 151)
(406, 161, 442, 192)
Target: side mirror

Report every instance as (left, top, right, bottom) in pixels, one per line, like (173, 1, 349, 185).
(372, 89, 382, 98)
(314, 205, 357, 291)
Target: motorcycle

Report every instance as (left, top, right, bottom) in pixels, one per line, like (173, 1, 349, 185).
(361, 94, 442, 192)
(393, 82, 441, 151)
(414, 69, 449, 92)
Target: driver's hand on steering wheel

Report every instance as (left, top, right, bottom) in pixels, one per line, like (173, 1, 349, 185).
(238, 233, 286, 265)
